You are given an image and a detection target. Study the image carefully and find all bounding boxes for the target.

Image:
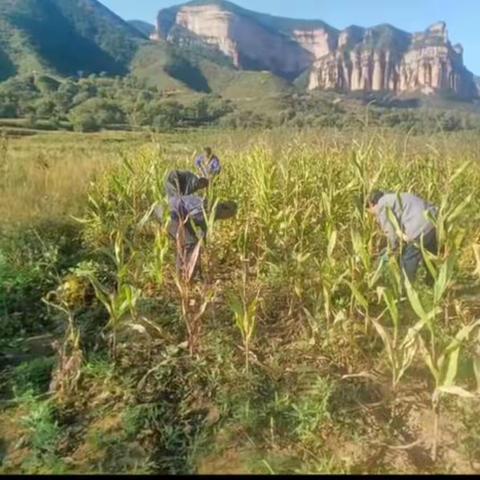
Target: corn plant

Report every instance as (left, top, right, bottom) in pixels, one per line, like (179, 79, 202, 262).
(148, 228, 170, 287)
(142, 204, 170, 289)
(249, 147, 279, 251)
(346, 229, 377, 324)
(229, 293, 258, 374)
(370, 287, 421, 390)
(228, 222, 261, 373)
(472, 243, 480, 282)
(474, 328, 480, 394)
(420, 315, 480, 461)
(173, 210, 216, 356)
(42, 290, 83, 402)
(81, 230, 141, 361)
(403, 249, 477, 460)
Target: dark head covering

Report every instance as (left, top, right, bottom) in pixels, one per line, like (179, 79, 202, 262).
(166, 170, 208, 197)
(367, 191, 385, 207)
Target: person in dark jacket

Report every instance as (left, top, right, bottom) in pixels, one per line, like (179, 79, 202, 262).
(165, 170, 209, 198)
(162, 170, 236, 280)
(367, 191, 439, 285)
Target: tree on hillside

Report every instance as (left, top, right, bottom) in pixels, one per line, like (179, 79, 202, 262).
(34, 75, 61, 95)
(152, 101, 183, 131)
(0, 94, 17, 118)
(69, 98, 126, 132)
(34, 97, 58, 118)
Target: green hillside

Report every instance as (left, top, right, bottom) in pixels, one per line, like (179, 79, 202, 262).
(0, 0, 145, 79)
(128, 20, 155, 37)
(131, 43, 195, 93)
(131, 40, 291, 101)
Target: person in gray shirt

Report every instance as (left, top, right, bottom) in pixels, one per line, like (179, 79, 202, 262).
(366, 191, 439, 285)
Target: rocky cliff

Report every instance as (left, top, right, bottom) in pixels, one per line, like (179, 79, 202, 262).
(309, 22, 477, 99)
(152, 0, 335, 80)
(153, 1, 477, 99)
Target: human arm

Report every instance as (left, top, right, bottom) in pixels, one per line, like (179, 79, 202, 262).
(195, 155, 208, 177)
(377, 205, 400, 251)
(209, 156, 221, 176)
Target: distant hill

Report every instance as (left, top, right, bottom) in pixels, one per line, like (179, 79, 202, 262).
(130, 39, 291, 103)
(128, 20, 155, 37)
(0, 0, 286, 101)
(0, 0, 145, 79)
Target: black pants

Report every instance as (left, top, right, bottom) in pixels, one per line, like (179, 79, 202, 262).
(168, 217, 202, 279)
(400, 228, 438, 285)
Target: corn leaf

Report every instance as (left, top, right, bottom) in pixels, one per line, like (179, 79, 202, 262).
(346, 281, 369, 310)
(437, 386, 476, 399)
(404, 276, 430, 323)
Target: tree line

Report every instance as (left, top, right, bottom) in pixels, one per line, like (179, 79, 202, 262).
(0, 74, 479, 134)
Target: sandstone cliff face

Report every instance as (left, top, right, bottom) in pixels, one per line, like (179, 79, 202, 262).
(154, 4, 315, 80)
(173, 5, 314, 79)
(153, 2, 478, 99)
(309, 22, 477, 99)
(174, 5, 240, 65)
(292, 29, 336, 59)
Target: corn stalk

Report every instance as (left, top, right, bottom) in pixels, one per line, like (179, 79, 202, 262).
(81, 231, 140, 361)
(173, 213, 215, 356)
(42, 294, 83, 403)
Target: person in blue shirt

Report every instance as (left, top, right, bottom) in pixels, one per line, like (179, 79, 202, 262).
(195, 147, 221, 179)
(366, 190, 439, 285)
(161, 170, 236, 280)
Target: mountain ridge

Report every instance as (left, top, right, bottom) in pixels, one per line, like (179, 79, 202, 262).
(154, 0, 337, 39)
(0, 0, 477, 102)
(152, 1, 478, 99)
(0, 0, 145, 78)
(128, 20, 155, 37)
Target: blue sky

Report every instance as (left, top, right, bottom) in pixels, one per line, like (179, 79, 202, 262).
(102, 0, 480, 74)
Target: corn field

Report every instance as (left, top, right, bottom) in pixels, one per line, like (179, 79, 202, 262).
(2, 129, 480, 474)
